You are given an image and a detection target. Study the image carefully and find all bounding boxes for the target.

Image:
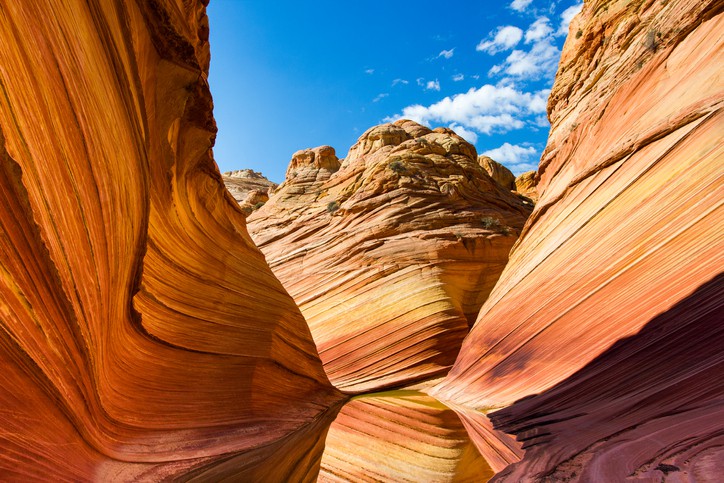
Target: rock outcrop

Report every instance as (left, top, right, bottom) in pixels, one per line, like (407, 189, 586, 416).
(0, 0, 341, 479)
(514, 171, 538, 201)
(478, 156, 516, 190)
(222, 169, 277, 214)
(434, 0, 723, 479)
(248, 120, 532, 393)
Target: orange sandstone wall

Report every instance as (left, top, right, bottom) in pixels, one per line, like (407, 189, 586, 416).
(434, 0, 723, 479)
(0, 0, 340, 479)
(436, 0, 723, 410)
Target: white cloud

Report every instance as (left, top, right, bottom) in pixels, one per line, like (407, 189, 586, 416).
(449, 123, 479, 144)
(477, 26, 524, 54)
(416, 77, 425, 86)
(534, 115, 550, 127)
(452, 73, 465, 82)
(373, 93, 389, 103)
(438, 48, 455, 59)
(392, 78, 409, 86)
(365, 68, 375, 75)
(558, 3, 583, 36)
(491, 38, 560, 80)
(385, 84, 548, 136)
(482, 142, 539, 174)
(510, 0, 534, 12)
(425, 79, 441, 91)
(525, 17, 553, 43)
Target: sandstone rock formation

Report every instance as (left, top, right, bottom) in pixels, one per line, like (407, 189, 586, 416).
(248, 120, 533, 393)
(478, 156, 516, 190)
(222, 168, 277, 214)
(0, 0, 341, 479)
(514, 171, 538, 201)
(318, 392, 494, 482)
(434, 0, 723, 479)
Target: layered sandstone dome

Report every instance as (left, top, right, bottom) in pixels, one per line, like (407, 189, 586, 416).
(514, 171, 538, 201)
(478, 156, 516, 190)
(248, 120, 532, 393)
(222, 169, 277, 214)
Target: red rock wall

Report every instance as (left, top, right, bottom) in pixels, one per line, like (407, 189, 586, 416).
(0, 0, 340, 478)
(434, 0, 723, 479)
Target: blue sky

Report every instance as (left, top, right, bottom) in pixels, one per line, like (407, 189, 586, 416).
(207, 0, 582, 182)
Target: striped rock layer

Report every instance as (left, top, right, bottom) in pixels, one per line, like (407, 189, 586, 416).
(248, 121, 532, 393)
(0, 0, 341, 479)
(318, 391, 495, 482)
(434, 0, 724, 480)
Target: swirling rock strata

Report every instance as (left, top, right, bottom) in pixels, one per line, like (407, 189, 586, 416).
(248, 120, 532, 393)
(0, 0, 340, 479)
(491, 275, 724, 481)
(318, 392, 494, 482)
(435, 0, 723, 479)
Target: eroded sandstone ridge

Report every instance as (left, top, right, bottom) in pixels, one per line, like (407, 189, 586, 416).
(434, 0, 723, 479)
(478, 156, 516, 190)
(222, 168, 277, 214)
(248, 120, 532, 393)
(514, 171, 538, 201)
(0, 0, 341, 479)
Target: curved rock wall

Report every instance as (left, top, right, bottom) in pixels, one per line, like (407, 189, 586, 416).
(0, 0, 340, 478)
(434, 0, 723, 479)
(248, 120, 532, 393)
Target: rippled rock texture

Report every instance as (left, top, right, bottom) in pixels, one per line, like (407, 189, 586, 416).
(435, 0, 723, 479)
(318, 391, 495, 482)
(248, 120, 532, 393)
(0, 0, 340, 479)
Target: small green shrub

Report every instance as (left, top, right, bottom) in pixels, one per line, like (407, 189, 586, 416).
(389, 160, 406, 173)
(253, 201, 265, 210)
(327, 201, 339, 213)
(481, 216, 501, 230)
(644, 29, 658, 52)
(575, 29, 583, 39)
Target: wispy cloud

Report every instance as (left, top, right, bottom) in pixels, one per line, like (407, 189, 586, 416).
(365, 68, 375, 75)
(525, 17, 553, 43)
(452, 73, 465, 82)
(482, 142, 539, 174)
(486, 14, 568, 82)
(510, 0, 534, 12)
(493, 37, 560, 80)
(385, 84, 548, 136)
(392, 78, 409, 86)
(477, 26, 524, 54)
(449, 123, 478, 144)
(373, 93, 389, 103)
(438, 48, 455, 59)
(425, 79, 441, 91)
